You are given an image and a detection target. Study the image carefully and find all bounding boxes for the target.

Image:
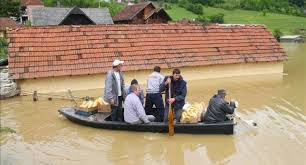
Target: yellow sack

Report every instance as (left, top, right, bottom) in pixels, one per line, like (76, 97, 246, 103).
(181, 102, 206, 123)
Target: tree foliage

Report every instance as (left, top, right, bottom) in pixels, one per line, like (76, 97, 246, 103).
(0, 38, 8, 59)
(273, 29, 283, 42)
(0, 0, 20, 17)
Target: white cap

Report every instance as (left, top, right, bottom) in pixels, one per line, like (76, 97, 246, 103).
(112, 59, 124, 66)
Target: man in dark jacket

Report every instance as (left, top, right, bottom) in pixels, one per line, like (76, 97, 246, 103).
(203, 89, 235, 123)
(160, 68, 187, 122)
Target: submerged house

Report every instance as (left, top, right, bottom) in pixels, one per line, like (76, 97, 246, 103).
(0, 18, 22, 37)
(20, 0, 45, 24)
(26, 6, 114, 26)
(280, 35, 305, 43)
(113, 2, 171, 24)
(6, 24, 287, 93)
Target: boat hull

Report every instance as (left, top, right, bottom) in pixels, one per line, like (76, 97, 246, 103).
(59, 107, 234, 134)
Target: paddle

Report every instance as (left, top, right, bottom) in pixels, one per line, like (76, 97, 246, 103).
(227, 94, 257, 127)
(68, 89, 78, 106)
(168, 80, 174, 136)
(235, 113, 257, 126)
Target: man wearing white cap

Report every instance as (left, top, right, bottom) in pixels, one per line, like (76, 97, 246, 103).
(104, 59, 126, 121)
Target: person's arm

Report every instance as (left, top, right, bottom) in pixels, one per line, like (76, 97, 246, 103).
(134, 96, 149, 123)
(220, 101, 235, 114)
(174, 82, 187, 102)
(120, 72, 126, 98)
(104, 71, 114, 103)
(159, 76, 168, 93)
(140, 89, 145, 105)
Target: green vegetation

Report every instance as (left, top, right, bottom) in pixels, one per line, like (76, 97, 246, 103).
(166, 5, 306, 35)
(0, 38, 8, 59)
(0, 127, 16, 133)
(273, 29, 284, 41)
(0, 0, 20, 17)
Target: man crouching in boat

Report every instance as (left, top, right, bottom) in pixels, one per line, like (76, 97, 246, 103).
(202, 89, 237, 123)
(124, 84, 155, 124)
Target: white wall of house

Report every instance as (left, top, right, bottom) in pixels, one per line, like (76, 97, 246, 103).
(17, 62, 284, 94)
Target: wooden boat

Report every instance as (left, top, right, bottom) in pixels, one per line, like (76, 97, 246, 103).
(58, 107, 235, 134)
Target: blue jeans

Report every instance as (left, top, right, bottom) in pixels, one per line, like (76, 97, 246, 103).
(111, 96, 123, 121)
(145, 93, 165, 122)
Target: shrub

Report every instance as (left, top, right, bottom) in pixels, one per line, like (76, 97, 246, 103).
(186, 3, 203, 15)
(0, 37, 8, 59)
(178, 0, 188, 7)
(164, 3, 172, 10)
(209, 13, 224, 23)
(193, 4, 203, 15)
(196, 15, 210, 24)
(262, 9, 268, 16)
(273, 29, 283, 42)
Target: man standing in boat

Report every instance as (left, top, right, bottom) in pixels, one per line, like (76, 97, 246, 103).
(104, 59, 126, 122)
(145, 66, 165, 122)
(160, 68, 187, 123)
(124, 84, 155, 124)
(202, 89, 237, 123)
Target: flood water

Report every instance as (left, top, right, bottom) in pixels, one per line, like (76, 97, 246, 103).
(1, 43, 305, 165)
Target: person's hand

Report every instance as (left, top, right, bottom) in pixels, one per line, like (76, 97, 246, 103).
(168, 98, 175, 104)
(165, 78, 171, 85)
(110, 99, 115, 105)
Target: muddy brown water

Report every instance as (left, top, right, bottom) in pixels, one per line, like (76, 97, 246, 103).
(1, 43, 305, 165)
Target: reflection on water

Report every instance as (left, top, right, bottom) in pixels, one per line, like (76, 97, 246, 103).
(1, 43, 306, 165)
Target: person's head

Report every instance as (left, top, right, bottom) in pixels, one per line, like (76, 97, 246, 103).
(131, 79, 138, 85)
(153, 66, 161, 73)
(131, 84, 140, 96)
(112, 59, 124, 71)
(172, 68, 181, 81)
(217, 89, 227, 99)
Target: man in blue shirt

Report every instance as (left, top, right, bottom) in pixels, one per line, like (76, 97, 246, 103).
(160, 68, 187, 123)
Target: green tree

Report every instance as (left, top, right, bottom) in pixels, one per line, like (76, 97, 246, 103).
(0, 38, 8, 59)
(0, 0, 20, 17)
(273, 29, 283, 42)
(209, 13, 224, 23)
(289, 0, 305, 8)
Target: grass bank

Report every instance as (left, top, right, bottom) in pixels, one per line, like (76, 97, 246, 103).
(166, 5, 306, 35)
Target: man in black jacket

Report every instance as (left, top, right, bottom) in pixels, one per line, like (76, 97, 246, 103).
(160, 68, 187, 122)
(203, 89, 236, 123)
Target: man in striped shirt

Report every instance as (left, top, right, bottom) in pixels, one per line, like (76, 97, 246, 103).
(124, 84, 155, 124)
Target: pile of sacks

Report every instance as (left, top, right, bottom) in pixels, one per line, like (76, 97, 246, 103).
(78, 97, 110, 112)
(181, 102, 206, 123)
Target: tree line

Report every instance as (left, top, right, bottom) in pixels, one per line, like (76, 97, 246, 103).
(159, 0, 305, 17)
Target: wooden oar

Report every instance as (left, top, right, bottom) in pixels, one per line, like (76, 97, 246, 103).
(168, 81, 174, 136)
(67, 89, 78, 106)
(235, 114, 257, 126)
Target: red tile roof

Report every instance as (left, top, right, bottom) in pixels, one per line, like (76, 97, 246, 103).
(6, 23, 287, 79)
(113, 2, 153, 21)
(20, 0, 44, 6)
(0, 17, 21, 31)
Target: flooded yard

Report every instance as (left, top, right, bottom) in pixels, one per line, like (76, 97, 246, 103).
(0, 43, 305, 165)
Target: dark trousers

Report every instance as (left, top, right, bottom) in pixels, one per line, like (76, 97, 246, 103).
(111, 96, 123, 121)
(164, 104, 182, 123)
(145, 93, 165, 122)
